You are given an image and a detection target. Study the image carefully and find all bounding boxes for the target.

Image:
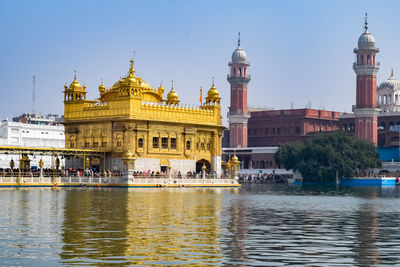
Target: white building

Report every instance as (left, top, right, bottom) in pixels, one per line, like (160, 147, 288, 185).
(0, 114, 65, 169)
(377, 70, 400, 112)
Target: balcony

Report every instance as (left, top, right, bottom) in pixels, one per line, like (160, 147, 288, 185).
(227, 74, 251, 84)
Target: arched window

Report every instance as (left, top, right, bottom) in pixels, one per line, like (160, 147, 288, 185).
(138, 138, 143, 148)
(186, 140, 191, 150)
(361, 55, 364, 64)
(380, 121, 386, 130)
(367, 55, 371, 64)
(238, 68, 242, 77)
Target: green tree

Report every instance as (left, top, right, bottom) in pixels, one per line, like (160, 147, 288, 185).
(274, 131, 381, 183)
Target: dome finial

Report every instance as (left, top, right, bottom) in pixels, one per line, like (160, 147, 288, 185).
(212, 76, 215, 86)
(364, 13, 368, 32)
(238, 32, 241, 47)
(390, 69, 394, 79)
(74, 70, 77, 81)
(171, 80, 174, 89)
(129, 59, 135, 75)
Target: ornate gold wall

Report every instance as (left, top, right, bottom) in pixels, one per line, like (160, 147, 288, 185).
(63, 60, 224, 175)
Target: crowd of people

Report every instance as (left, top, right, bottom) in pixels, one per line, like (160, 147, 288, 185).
(239, 173, 292, 184)
(0, 168, 219, 179)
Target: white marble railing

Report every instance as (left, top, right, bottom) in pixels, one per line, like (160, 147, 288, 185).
(0, 176, 239, 185)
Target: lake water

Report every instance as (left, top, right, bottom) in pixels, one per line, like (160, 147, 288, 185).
(1, 184, 400, 266)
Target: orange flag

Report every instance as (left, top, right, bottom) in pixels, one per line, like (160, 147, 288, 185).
(200, 87, 203, 104)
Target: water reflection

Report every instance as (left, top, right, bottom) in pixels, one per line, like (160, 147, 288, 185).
(1, 185, 400, 265)
(60, 188, 224, 265)
(60, 188, 131, 265)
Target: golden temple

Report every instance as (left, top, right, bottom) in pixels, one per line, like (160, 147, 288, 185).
(63, 59, 224, 176)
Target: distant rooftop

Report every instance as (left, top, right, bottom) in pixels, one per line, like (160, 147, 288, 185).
(11, 113, 64, 125)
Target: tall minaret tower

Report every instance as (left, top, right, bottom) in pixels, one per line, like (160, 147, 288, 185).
(353, 14, 380, 145)
(227, 33, 251, 148)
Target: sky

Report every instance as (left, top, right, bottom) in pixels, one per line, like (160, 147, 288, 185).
(1, 0, 400, 125)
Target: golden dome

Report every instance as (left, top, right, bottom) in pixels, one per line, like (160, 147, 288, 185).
(166, 81, 179, 105)
(231, 154, 239, 162)
(206, 77, 221, 104)
(207, 82, 220, 99)
(167, 88, 178, 102)
(69, 71, 82, 90)
(98, 80, 106, 94)
(157, 82, 165, 95)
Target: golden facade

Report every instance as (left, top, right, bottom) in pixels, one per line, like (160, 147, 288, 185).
(63, 60, 224, 175)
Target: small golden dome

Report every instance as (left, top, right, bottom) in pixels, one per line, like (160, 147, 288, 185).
(231, 154, 239, 162)
(167, 88, 178, 100)
(167, 81, 179, 104)
(206, 77, 221, 104)
(207, 83, 220, 99)
(157, 82, 165, 95)
(69, 71, 82, 90)
(98, 80, 106, 94)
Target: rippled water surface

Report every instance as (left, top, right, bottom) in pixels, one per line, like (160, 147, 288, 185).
(1, 185, 400, 266)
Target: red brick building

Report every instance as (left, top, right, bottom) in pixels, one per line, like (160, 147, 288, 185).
(340, 113, 400, 147)
(247, 108, 343, 147)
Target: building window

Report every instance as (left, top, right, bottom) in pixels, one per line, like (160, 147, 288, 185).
(273, 128, 276, 135)
(161, 137, 168, 149)
(265, 128, 268, 135)
(138, 138, 143, 148)
(102, 142, 107, 148)
(170, 138, 176, 149)
(207, 142, 210, 150)
(196, 142, 199, 150)
(93, 142, 99, 148)
(153, 137, 159, 148)
(296, 126, 300, 135)
(201, 142, 205, 150)
(277, 128, 280, 135)
(70, 142, 74, 148)
(85, 142, 90, 148)
(186, 140, 191, 150)
(117, 141, 122, 147)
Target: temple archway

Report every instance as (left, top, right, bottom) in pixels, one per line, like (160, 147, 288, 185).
(196, 159, 211, 173)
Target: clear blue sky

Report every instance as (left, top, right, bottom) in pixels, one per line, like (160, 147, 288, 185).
(1, 0, 400, 125)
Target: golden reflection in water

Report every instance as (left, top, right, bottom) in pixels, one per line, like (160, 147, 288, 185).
(60, 188, 131, 265)
(354, 202, 380, 266)
(59, 188, 223, 265)
(224, 196, 248, 263)
(124, 188, 223, 265)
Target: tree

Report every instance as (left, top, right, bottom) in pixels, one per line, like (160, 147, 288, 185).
(274, 131, 381, 183)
